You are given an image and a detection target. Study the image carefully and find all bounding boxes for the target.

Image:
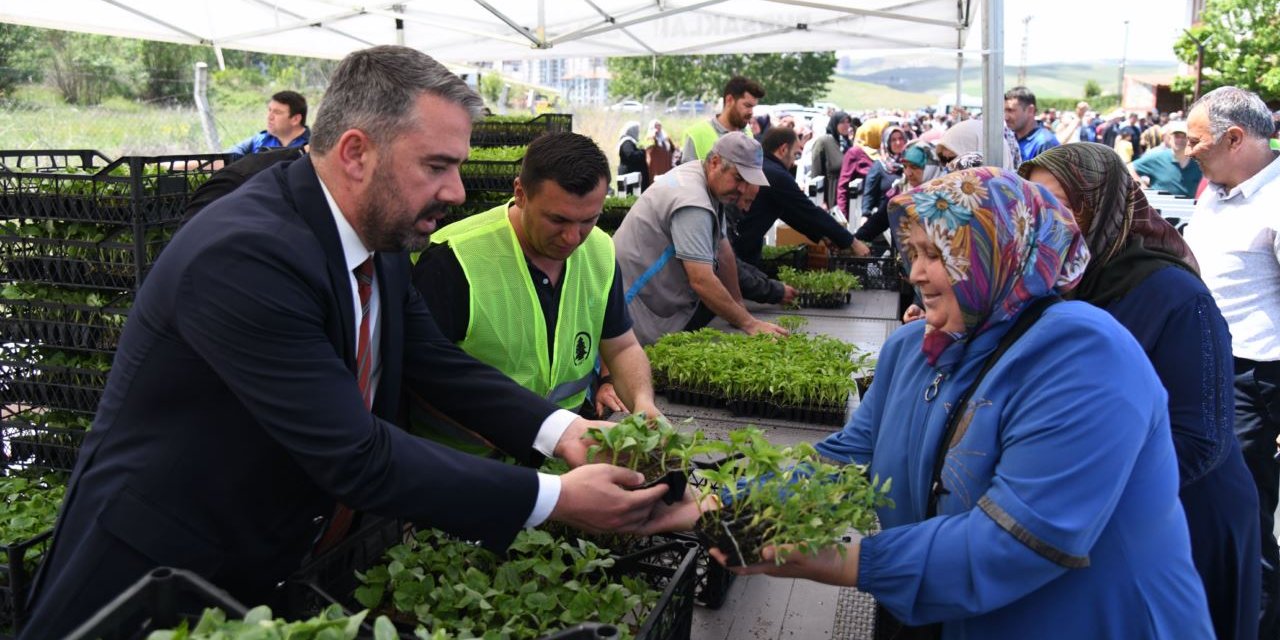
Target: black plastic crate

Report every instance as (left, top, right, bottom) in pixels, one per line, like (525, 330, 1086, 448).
(64, 567, 249, 640)
(1, 417, 87, 473)
(460, 158, 523, 193)
(826, 254, 902, 291)
(470, 114, 573, 148)
(759, 246, 808, 279)
(281, 518, 697, 640)
(643, 533, 735, 611)
(0, 227, 174, 292)
(0, 298, 129, 355)
(597, 205, 630, 236)
(0, 357, 107, 416)
(0, 528, 52, 635)
(0, 151, 225, 226)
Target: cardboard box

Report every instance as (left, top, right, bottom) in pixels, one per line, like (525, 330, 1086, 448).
(774, 225, 830, 269)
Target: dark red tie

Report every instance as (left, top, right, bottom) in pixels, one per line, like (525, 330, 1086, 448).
(314, 257, 375, 554)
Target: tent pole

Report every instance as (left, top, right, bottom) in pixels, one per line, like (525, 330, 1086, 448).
(955, 28, 963, 116)
(982, 0, 1004, 165)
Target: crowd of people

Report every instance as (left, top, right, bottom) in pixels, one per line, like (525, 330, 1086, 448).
(611, 76, 1280, 640)
(16, 44, 1280, 640)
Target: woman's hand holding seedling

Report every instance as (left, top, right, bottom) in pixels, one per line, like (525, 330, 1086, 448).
(708, 533, 863, 587)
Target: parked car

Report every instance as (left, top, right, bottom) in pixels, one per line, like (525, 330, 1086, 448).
(609, 100, 646, 112)
(666, 100, 708, 115)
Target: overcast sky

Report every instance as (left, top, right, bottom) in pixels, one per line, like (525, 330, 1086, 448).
(1003, 0, 1187, 64)
(840, 0, 1187, 66)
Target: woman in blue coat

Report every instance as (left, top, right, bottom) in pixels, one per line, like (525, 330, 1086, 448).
(724, 168, 1213, 639)
(1021, 142, 1260, 640)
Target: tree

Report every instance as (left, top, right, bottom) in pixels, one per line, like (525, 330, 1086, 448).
(608, 52, 837, 105)
(140, 41, 212, 105)
(1173, 0, 1280, 102)
(1083, 79, 1102, 100)
(0, 24, 42, 97)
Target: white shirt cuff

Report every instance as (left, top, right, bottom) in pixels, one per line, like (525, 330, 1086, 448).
(524, 472, 562, 528)
(533, 409, 578, 458)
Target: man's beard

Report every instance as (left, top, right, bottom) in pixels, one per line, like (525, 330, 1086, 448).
(359, 164, 449, 253)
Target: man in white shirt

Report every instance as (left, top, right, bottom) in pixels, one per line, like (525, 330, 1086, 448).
(1184, 85, 1280, 640)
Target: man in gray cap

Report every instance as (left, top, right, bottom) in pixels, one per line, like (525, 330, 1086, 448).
(613, 132, 789, 345)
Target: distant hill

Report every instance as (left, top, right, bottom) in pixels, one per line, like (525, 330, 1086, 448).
(846, 61, 1179, 99)
(821, 76, 937, 111)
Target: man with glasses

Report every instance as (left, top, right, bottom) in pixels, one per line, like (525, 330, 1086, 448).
(613, 133, 789, 345)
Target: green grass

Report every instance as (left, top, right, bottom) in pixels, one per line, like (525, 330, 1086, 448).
(821, 76, 937, 111)
(0, 84, 272, 157)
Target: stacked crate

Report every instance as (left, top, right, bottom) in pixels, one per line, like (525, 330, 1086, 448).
(0, 150, 224, 634)
(441, 114, 574, 228)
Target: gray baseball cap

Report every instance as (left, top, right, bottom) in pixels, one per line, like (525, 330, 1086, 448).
(710, 132, 769, 187)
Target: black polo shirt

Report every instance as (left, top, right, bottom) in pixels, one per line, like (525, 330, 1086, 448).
(412, 242, 631, 367)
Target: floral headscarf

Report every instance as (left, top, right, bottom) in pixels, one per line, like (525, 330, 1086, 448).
(889, 168, 1090, 365)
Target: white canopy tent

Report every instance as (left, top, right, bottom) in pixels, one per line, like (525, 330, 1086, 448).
(0, 0, 1005, 159)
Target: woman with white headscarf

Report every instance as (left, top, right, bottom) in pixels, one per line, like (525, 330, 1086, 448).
(935, 118, 1022, 171)
(617, 120, 649, 189)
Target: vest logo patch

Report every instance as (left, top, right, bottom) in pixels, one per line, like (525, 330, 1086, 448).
(573, 332, 592, 366)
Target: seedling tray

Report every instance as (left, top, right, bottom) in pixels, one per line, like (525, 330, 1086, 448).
(460, 158, 523, 192)
(470, 114, 573, 148)
(759, 246, 808, 279)
(281, 518, 698, 640)
(660, 386, 725, 409)
(795, 291, 851, 309)
(826, 255, 902, 291)
(0, 151, 225, 226)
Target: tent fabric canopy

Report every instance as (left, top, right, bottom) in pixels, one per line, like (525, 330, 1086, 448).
(0, 0, 976, 62)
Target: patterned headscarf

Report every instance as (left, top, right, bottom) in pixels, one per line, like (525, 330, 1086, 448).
(889, 168, 1090, 365)
(878, 125, 907, 174)
(1017, 142, 1198, 305)
(901, 140, 944, 187)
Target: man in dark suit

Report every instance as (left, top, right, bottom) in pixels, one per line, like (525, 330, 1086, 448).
(20, 46, 676, 639)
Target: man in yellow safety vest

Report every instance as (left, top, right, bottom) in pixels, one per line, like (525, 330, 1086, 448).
(411, 132, 658, 453)
(681, 76, 764, 163)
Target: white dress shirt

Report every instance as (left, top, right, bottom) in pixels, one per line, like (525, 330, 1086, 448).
(317, 177, 576, 527)
(1185, 151, 1280, 362)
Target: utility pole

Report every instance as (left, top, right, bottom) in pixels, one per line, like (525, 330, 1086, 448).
(1018, 16, 1032, 87)
(1117, 20, 1130, 104)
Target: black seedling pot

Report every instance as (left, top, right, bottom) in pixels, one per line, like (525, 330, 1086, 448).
(696, 514, 766, 568)
(635, 469, 687, 505)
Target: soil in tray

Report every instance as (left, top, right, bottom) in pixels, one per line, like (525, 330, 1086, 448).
(660, 385, 724, 408)
(695, 515, 768, 568)
(725, 397, 783, 420)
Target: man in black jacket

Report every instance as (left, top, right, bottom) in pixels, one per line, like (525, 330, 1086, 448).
(733, 127, 868, 268)
(20, 46, 676, 640)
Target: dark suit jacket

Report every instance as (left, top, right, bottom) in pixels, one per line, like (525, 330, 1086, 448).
(732, 154, 855, 267)
(22, 157, 558, 639)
